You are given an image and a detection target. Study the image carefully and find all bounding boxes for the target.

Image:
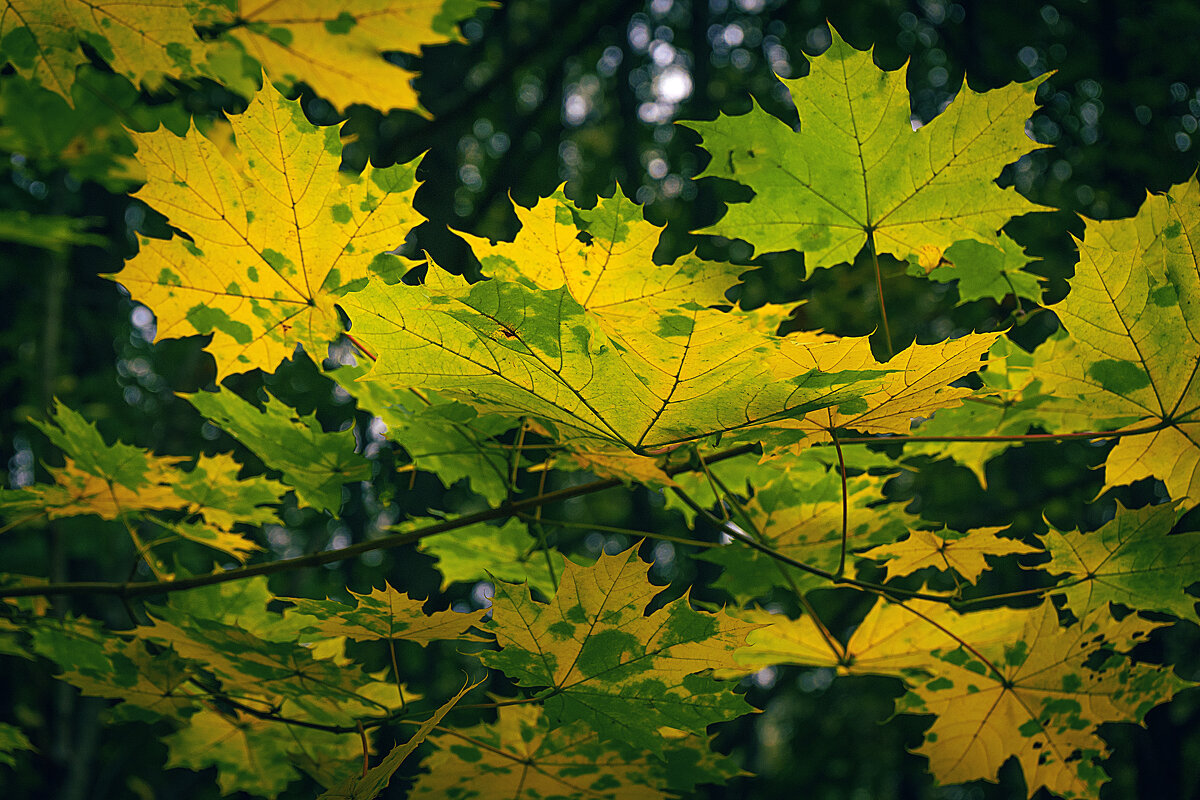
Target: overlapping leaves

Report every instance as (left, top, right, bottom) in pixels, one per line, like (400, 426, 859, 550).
(482, 546, 757, 754)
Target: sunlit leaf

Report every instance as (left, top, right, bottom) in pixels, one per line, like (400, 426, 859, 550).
(482, 546, 758, 753)
(111, 81, 424, 379)
(686, 26, 1048, 273)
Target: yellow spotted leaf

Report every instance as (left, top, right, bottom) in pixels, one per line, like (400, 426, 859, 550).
(410, 705, 740, 800)
(482, 546, 758, 754)
(110, 80, 423, 379)
(862, 526, 1039, 582)
(216, 0, 490, 114)
(0, 1, 201, 103)
(1029, 177, 1200, 500)
(283, 584, 480, 645)
(897, 602, 1189, 800)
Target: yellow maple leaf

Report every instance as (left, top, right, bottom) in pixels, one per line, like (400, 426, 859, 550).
(33, 457, 183, 521)
(283, 584, 479, 646)
(0, 0, 201, 103)
(862, 526, 1039, 582)
(216, 0, 487, 114)
(900, 602, 1187, 799)
(1029, 177, 1200, 500)
(110, 81, 423, 379)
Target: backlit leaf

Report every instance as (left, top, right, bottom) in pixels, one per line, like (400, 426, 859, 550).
(111, 81, 423, 379)
(184, 386, 369, 513)
(482, 546, 757, 753)
(1041, 501, 1200, 619)
(1029, 177, 1200, 500)
(283, 583, 479, 645)
(862, 526, 1039, 583)
(216, 0, 491, 114)
(686, 26, 1048, 273)
(411, 705, 741, 800)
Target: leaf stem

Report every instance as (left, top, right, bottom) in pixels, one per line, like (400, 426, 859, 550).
(832, 429, 849, 578)
(868, 231, 894, 359)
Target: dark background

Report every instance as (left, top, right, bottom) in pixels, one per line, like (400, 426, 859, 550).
(3, 0, 1200, 798)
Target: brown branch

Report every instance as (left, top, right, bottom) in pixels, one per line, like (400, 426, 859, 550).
(0, 444, 758, 600)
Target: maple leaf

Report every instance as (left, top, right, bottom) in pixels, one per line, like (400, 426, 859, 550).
(283, 583, 479, 645)
(419, 518, 565, 599)
(1041, 501, 1200, 620)
(332, 364, 523, 504)
(341, 258, 891, 455)
(924, 234, 1043, 305)
(862, 526, 1039, 583)
(0, 0, 202, 103)
(685, 26, 1048, 273)
(898, 602, 1189, 800)
(730, 598, 1024, 677)
(699, 459, 917, 601)
(56, 638, 197, 722)
(462, 186, 745, 350)
(164, 706, 359, 799)
(1029, 176, 1200, 500)
(317, 684, 471, 800)
(213, 0, 490, 114)
(410, 705, 741, 800)
(481, 546, 758, 754)
(184, 386, 370, 513)
(757, 331, 1001, 452)
(110, 81, 424, 379)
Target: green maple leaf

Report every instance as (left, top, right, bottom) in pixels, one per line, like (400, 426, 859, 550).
(184, 386, 370, 514)
(481, 546, 757, 754)
(686, 26, 1048, 274)
(1029, 176, 1200, 500)
(332, 364, 523, 504)
(410, 705, 741, 800)
(924, 234, 1043, 305)
(419, 518, 565, 599)
(164, 706, 359, 799)
(1042, 501, 1200, 619)
(700, 457, 916, 601)
(341, 263, 890, 453)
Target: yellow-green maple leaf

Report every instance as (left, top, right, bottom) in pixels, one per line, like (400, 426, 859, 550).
(164, 706, 359, 798)
(0, 0, 202, 104)
(482, 546, 758, 754)
(1041, 501, 1200, 620)
(862, 526, 1039, 582)
(284, 584, 479, 645)
(1029, 177, 1200, 500)
(730, 598, 1024, 677)
(342, 262, 892, 453)
(899, 602, 1188, 800)
(410, 705, 740, 800)
(464, 186, 744, 350)
(686, 26, 1049, 273)
(700, 461, 918, 601)
(111, 81, 423, 379)
(216, 0, 489, 114)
